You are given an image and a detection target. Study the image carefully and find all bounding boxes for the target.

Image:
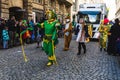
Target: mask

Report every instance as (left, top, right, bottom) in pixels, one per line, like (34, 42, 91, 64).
(66, 19, 70, 22)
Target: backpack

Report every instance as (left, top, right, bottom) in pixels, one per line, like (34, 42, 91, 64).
(75, 24, 80, 35)
(84, 25, 90, 37)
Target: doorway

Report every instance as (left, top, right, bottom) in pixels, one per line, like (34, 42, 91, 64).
(9, 7, 24, 20)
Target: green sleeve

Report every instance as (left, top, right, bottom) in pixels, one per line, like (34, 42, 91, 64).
(27, 27, 33, 31)
(52, 28, 57, 41)
(37, 23, 41, 28)
(37, 22, 44, 28)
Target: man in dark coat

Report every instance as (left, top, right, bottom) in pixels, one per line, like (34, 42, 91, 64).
(0, 19, 5, 48)
(107, 18, 120, 55)
(7, 16, 16, 47)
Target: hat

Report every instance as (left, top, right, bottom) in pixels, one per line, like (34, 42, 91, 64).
(104, 18, 109, 25)
(115, 18, 119, 23)
(45, 9, 57, 19)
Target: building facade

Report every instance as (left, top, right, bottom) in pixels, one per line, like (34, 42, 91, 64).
(75, 0, 104, 12)
(87, 0, 104, 3)
(44, 0, 73, 23)
(116, 0, 120, 19)
(0, 0, 72, 23)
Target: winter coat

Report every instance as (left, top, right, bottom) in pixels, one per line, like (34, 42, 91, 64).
(2, 29, 9, 41)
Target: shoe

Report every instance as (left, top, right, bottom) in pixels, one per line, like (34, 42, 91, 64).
(112, 54, 117, 56)
(107, 52, 112, 55)
(104, 48, 107, 52)
(47, 62, 53, 66)
(100, 48, 102, 51)
(118, 53, 120, 56)
(84, 50, 86, 54)
(77, 52, 81, 55)
(63, 48, 69, 51)
(36, 46, 39, 48)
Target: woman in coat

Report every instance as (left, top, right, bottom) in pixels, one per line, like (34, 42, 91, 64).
(76, 18, 87, 55)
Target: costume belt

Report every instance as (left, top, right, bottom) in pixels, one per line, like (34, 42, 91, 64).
(44, 34, 52, 41)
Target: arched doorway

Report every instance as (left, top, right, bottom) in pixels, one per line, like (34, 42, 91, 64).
(9, 7, 24, 20)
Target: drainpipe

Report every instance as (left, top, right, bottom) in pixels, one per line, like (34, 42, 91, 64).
(43, 0, 45, 18)
(0, 0, 1, 17)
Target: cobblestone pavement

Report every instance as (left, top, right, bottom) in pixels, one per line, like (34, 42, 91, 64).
(0, 37, 120, 80)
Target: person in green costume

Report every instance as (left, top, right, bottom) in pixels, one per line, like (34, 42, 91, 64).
(37, 9, 60, 66)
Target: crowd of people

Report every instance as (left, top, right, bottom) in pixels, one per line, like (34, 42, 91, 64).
(0, 16, 64, 49)
(0, 16, 45, 49)
(74, 17, 120, 56)
(96, 17, 120, 56)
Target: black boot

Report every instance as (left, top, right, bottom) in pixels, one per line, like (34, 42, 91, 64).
(82, 43, 86, 54)
(77, 43, 81, 55)
(100, 48, 102, 52)
(104, 48, 107, 52)
(77, 52, 81, 55)
(84, 50, 86, 54)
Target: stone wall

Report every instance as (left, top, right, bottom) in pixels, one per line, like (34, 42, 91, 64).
(0, 0, 72, 21)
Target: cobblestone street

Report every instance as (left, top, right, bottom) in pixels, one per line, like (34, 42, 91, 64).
(0, 37, 120, 80)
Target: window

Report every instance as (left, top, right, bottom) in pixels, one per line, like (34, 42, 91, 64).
(34, 0, 43, 4)
(78, 12, 101, 24)
(38, 0, 43, 4)
(73, 3, 76, 11)
(49, 0, 55, 6)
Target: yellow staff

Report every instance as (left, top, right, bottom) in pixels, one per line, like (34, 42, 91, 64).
(20, 34, 28, 62)
(20, 27, 33, 62)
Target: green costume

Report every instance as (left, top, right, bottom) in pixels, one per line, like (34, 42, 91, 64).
(37, 9, 60, 66)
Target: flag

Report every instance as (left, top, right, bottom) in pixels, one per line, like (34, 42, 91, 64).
(20, 27, 33, 39)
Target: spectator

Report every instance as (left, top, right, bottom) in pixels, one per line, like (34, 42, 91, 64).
(0, 19, 6, 48)
(29, 20, 35, 43)
(76, 18, 87, 55)
(7, 16, 16, 47)
(107, 18, 120, 55)
(36, 27, 42, 48)
(2, 26, 9, 49)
